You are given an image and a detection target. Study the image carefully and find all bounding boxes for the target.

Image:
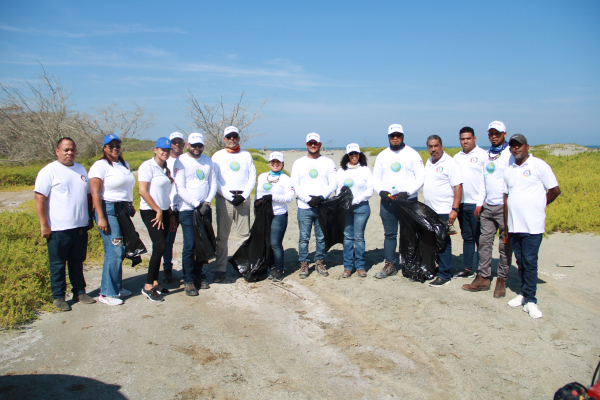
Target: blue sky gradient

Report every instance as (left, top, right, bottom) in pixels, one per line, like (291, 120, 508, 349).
(1, 0, 599, 148)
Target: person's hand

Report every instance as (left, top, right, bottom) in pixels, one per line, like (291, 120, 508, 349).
(474, 206, 482, 220)
(379, 191, 392, 203)
(40, 223, 52, 238)
(231, 195, 245, 207)
(169, 214, 177, 232)
(152, 209, 164, 230)
(130, 207, 136, 218)
(396, 192, 409, 200)
(97, 217, 108, 233)
(307, 195, 324, 207)
(449, 209, 458, 225)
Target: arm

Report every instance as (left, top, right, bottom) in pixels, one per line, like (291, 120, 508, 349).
(547, 186, 561, 205)
(359, 168, 374, 203)
(406, 154, 425, 196)
(272, 176, 295, 204)
(174, 165, 201, 208)
(87, 193, 94, 230)
(503, 193, 509, 243)
(90, 178, 107, 233)
(449, 184, 462, 225)
(34, 193, 51, 238)
(291, 161, 311, 204)
(205, 162, 217, 204)
(322, 163, 337, 198)
(241, 156, 257, 200)
(138, 181, 165, 230)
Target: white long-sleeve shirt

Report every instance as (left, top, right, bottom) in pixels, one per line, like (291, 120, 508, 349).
(336, 165, 373, 205)
(291, 155, 337, 210)
(255, 172, 295, 215)
(453, 146, 487, 206)
(211, 149, 257, 201)
(483, 146, 514, 206)
(372, 146, 424, 198)
(175, 153, 217, 211)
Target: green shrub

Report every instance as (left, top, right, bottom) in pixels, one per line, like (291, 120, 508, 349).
(362, 147, 386, 156)
(246, 148, 265, 155)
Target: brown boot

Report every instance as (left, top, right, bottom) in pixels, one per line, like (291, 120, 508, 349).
(462, 274, 491, 291)
(315, 260, 329, 277)
(375, 261, 397, 279)
(299, 261, 309, 279)
(494, 277, 506, 298)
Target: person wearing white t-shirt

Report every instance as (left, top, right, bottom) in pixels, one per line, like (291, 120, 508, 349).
(463, 121, 514, 298)
(212, 126, 257, 283)
(291, 133, 337, 278)
(372, 124, 425, 279)
(174, 132, 217, 296)
(89, 134, 136, 306)
(162, 131, 185, 283)
(336, 144, 373, 278)
(34, 137, 95, 311)
(138, 137, 178, 302)
(255, 151, 295, 282)
(423, 135, 463, 287)
(504, 134, 560, 319)
(453, 127, 487, 279)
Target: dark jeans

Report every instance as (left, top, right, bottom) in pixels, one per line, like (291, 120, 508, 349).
(458, 203, 480, 271)
(162, 211, 179, 272)
(437, 214, 452, 280)
(270, 213, 288, 271)
(179, 210, 203, 283)
(140, 209, 170, 285)
(46, 227, 88, 299)
(509, 233, 543, 304)
(379, 197, 417, 265)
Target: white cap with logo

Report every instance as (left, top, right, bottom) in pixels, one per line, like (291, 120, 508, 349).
(388, 124, 404, 135)
(169, 132, 184, 141)
(188, 133, 204, 145)
(346, 143, 360, 154)
(224, 126, 239, 137)
(269, 151, 284, 162)
(306, 132, 321, 143)
(488, 121, 506, 133)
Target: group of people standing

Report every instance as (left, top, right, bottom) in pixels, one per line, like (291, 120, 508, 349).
(35, 120, 560, 319)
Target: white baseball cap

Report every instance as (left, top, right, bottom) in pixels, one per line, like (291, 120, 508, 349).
(346, 143, 360, 154)
(269, 151, 284, 162)
(188, 133, 204, 145)
(306, 132, 321, 143)
(224, 126, 239, 136)
(388, 124, 404, 135)
(169, 132, 184, 141)
(488, 121, 506, 133)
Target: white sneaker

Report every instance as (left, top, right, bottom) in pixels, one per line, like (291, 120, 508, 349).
(98, 295, 123, 306)
(118, 288, 132, 297)
(523, 302, 543, 319)
(508, 295, 524, 308)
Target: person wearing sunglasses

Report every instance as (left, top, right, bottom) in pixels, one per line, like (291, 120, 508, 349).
(255, 151, 295, 282)
(372, 124, 425, 279)
(173, 132, 217, 295)
(211, 126, 257, 283)
(89, 134, 136, 306)
(336, 143, 373, 278)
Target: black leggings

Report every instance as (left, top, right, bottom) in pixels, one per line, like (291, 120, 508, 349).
(140, 209, 170, 285)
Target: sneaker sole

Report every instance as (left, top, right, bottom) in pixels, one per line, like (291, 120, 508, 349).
(429, 281, 452, 287)
(461, 287, 491, 292)
(98, 297, 123, 306)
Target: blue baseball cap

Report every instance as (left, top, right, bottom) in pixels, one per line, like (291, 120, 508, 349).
(103, 134, 122, 146)
(155, 137, 171, 149)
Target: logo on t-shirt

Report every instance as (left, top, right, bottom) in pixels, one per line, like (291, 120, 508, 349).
(229, 161, 241, 172)
(343, 178, 354, 188)
(174, 167, 179, 176)
(436, 166, 443, 173)
(195, 169, 205, 180)
(80, 175, 87, 182)
(390, 162, 401, 172)
(486, 162, 496, 174)
(523, 170, 531, 177)
(470, 157, 478, 163)
(309, 168, 319, 179)
(263, 182, 273, 191)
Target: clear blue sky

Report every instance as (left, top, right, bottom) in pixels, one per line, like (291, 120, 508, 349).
(1, 0, 599, 148)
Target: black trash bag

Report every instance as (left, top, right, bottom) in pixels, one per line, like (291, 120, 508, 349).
(230, 196, 274, 282)
(389, 197, 448, 283)
(193, 203, 217, 263)
(114, 202, 147, 268)
(317, 186, 353, 252)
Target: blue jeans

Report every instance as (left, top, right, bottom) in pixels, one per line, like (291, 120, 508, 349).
(509, 233, 543, 304)
(162, 211, 179, 272)
(94, 201, 128, 297)
(297, 207, 325, 262)
(458, 203, 480, 271)
(179, 210, 203, 283)
(46, 228, 88, 299)
(379, 197, 417, 265)
(437, 214, 452, 280)
(343, 201, 370, 271)
(270, 213, 288, 271)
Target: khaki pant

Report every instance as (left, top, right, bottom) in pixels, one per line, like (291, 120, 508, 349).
(215, 194, 251, 272)
(477, 203, 512, 279)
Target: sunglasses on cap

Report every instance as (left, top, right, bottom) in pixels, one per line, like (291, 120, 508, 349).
(389, 133, 403, 139)
(225, 133, 239, 140)
(190, 143, 204, 148)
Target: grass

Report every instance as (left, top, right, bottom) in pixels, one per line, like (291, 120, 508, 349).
(246, 147, 265, 155)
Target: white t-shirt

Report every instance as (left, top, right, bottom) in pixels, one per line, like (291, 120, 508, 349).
(503, 155, 558, 234)
(483, 145, 514, 206)
(138, 158, 174, 211)
(88, 159, 135, 202)
(175, 153, 217, 211)
(454, 146, 486, 206)
(372, 146, 425, 198)
(336, 165, 374, 205)
(424, 152, 463, 214)
(256, 172, 295, 215)
(34, 161, 91, 231)
(166, 156, 181, 211)
(212, 149, 257, 201)
(291, 155, 337, 210)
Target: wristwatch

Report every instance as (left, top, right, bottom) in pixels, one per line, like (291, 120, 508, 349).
(452, 208, 460, 213)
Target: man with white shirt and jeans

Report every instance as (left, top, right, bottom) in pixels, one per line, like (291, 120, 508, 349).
(504, 134, 560, 319)
(463, 121, 513, 298)
(34, 137, 96, 311)
(212, 126, 256, 283)
(453, 127, 486, 279)
(372, 124, 424, 279)
(291, 133, 337, 278)
(423, 135, 463, 287)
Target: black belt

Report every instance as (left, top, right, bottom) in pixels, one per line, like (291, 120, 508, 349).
(230, 190, 243, 195)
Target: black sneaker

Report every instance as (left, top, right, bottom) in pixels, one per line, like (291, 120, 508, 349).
(141, 287, 164, 301)
(155, 284, 170, 295)
(454, 268, 474, 278)
(163, 269, 173, 284)
(271, 269, 284, 283)
(184, 283, 198, 296)
(213, 271, 226, 283)
(429, 277, 451, 287)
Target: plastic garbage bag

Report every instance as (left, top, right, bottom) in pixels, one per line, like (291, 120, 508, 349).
(390, 197, 448, 283)
(114, 202, 147, 267)
(193, 203, 217, 263)
(317, 186, 353, 252)
(230, 196, 274, 282)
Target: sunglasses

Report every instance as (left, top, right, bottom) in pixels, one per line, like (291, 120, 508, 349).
(190, 143, 204, 148)
(389, 133, 403, 139)
(225, 134, 239, 140)
(107, 144, 121, 150)
(306, 141, 319, 146)
(348, 152, 359, 156)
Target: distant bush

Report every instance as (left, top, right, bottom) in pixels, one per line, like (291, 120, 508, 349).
(246, 148, 265, 155)
(362, 147, 386, 156)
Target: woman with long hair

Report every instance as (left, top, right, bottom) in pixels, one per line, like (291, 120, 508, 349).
(89, 134, 136, 305)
